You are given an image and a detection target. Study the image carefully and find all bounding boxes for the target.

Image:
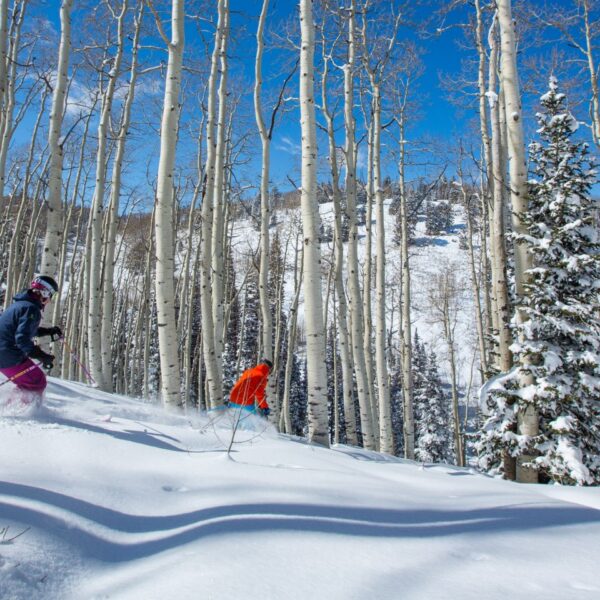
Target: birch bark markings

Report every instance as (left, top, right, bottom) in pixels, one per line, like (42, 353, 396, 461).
(497, 0, 538, 483)
(41, 0, 73, 278)
(487, 15, 512, 373)
(0, 1, 8, 112)
(153, 0, 184, 407)
(361, 8, 401, 454)
(201, 0, 226, 409)
(372, 79, 393, 454)
(101, 0, 142, 386)
(581, 0, 600, 145)
(320, 52, 356, 445)
(210, 0, 229, 404)
(299, 0, 329, 446)
(254, 0, 274, 405)
(343, 1, 374, 449)
(397, 112, 414, 459)
(0, 0, 25, 214)
(88, 1, 128, 390)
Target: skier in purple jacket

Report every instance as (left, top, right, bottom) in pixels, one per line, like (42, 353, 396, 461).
(0, 275, 62, 401)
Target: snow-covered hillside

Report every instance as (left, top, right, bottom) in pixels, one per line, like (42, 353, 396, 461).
(233, 198, 477, 388)
(1, 380, 599, 599)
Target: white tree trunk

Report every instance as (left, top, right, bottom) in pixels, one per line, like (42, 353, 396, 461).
(0, 0, 25, 211)
(362, 120, 377, 437)
(321, 50, 356, 445)
(210, 0, 229, 406)
(254, 0, 274, 401)
(370, 81, 393, 454)
(101, 0, 141, 387)
(280, 240, 302, 434)
(153, 0, 184, 407)
(497, 0, 538, 483)
(343, 1, 374, 448)
(488, 16, 512, 373)
(397, 115, 414, 460)
(5, 86, 47, 309)
(0, 0, 8, 115)
(41, 0, 73, 278)
(300, 0, 329, 447)
(88, 1, 128, 390)
(201, 0, 226, 408)
(582, 0, 600, 146)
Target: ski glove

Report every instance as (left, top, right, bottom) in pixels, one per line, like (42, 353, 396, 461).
(260, 407, 271, 418)
(37, 326, 63, 341)
(29, 345, 55, 370)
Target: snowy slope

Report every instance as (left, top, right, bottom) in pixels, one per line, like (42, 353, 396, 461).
(1, 381, 600, 599)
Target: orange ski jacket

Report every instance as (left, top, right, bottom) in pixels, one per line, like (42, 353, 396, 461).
(229, 363, 270, 410)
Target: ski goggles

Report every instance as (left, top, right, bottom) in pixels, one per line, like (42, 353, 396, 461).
(31, 277, 56, 299)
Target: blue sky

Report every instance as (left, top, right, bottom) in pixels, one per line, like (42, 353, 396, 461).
(19, 0, 599, 201)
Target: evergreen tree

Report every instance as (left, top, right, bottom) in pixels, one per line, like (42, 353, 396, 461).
(478, 77, 600, 484)
(392, 186, 419, 246)
(326, 324, 344, 443)
(425, 200, 453, 236)
(223, 252, 240, 393)
(389, 344, 404, 456)
(269, 232, 289, 414)
(413, 333, 454, 463)
(239, 265, 260, 371)
(290, 356, 308, 436)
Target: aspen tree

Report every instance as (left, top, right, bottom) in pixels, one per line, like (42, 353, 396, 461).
(101, 0, 143, 387)
(4, 88, 48, 308)
(487, 14, 512, 373)
(497, 0, 538, 483)
(179, 115, 204, 406)
(362, 111, 377, 438)
(151, 0, 184, 407)
(320, 34, 357, 445)
(456, 157, 488, 379)
(201, 0, 226, 408)
(0, 1, 8, 113)
(361, 6, 402, 455)
(210, 0, 229, 405)
(474, 0, 493, 354)
(579, 0, 600, 145)
(343, 0, 374, 448)
(300, 0, 329, 446)
(0, 0, 25, 215)
(41, 0, 73, 278)
(88, 0, 128, 390)
(281, 236, 303, 434)
(254, 0, 275, 409)
(427, 265, 465, 465)
(538, 0, 600, 147)
(396, 106, 414, 459)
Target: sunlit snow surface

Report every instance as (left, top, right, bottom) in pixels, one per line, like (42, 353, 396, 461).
(1, 378, 599, 599)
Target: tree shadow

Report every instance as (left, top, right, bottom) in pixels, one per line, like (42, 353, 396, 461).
(412, 237, 448, 247)
(1, 480, 599, 563)
(33, 414, 188, 453)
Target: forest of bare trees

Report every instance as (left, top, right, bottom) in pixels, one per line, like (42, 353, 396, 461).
(1, 0, 599, 485)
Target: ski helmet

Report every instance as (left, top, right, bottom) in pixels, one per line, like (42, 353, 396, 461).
(261, 358, 274, 370)
(31, 275, 59, 298)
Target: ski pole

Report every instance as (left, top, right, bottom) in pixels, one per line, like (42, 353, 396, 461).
(0, 362, 40, 388)
(59, 337, 97, 387)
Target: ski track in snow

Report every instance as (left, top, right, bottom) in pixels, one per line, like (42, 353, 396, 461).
(1, 379, 600, 599)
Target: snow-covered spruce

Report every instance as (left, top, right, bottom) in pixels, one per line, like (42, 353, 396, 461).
(412, 332, 454, 464)
(477, 77, 600, 485)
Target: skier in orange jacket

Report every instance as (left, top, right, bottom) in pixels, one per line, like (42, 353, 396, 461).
(228, 358, 273, 417)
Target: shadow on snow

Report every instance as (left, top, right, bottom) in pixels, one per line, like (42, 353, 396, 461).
(1, 480, 599, 563)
